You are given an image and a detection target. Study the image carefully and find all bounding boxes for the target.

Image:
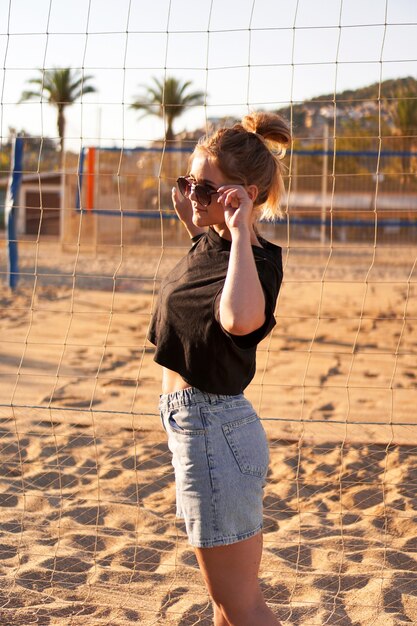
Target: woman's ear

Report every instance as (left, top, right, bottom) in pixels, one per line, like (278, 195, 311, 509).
(247, 184, 259, 203)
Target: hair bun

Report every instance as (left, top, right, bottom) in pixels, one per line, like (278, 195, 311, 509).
(241, 111, 291, 156)
(264, 140, 287, 160)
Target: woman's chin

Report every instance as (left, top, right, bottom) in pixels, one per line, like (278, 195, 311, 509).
(192, 212, 208, 227)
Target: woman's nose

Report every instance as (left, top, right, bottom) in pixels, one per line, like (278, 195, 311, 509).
(188, 183, 198, 203)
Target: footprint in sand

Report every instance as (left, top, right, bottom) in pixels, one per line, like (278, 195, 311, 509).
(58, 505, 106, 526)
(0, 543, 18, 561)
(16, 568, 55, 592)
(109, 540, 174, 573)
(385, 549, 417, 572)
(382, 574, 417, 618)
(71, 533, 107, 553)
(268, 543, 312, 570)
(40, 556, 91, 586)
(27, 470, 79, 490)
(158, 586, 190, 618)
(314, 572, 370, 594)
(60, 398, 102, 408)
(319, 358, 342, 385)
(180, 550, 199, 568)
(177, 601, 213, 626)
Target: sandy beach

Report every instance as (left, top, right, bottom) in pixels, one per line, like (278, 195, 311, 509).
(1, 234, 416, 625)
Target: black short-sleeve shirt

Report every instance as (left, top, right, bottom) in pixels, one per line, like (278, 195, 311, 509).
(148, 227, 283, 395)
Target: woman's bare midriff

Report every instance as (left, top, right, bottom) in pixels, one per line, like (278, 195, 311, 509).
(162, 367, 192, 394)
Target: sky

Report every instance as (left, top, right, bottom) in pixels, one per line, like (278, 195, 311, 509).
(0, 0, 416, 150)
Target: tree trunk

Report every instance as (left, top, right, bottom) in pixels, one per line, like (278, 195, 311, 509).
(165, 115, 175, 142)
(57, 105, 65, 164)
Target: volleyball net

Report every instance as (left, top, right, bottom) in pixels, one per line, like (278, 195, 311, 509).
(1, 1, 417, 624)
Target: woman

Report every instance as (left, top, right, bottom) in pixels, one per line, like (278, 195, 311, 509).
(148, 111, 290, 626)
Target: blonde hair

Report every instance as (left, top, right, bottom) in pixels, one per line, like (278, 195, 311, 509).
(194, 111, 291, 220)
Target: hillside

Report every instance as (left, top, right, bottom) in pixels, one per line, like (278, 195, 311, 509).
(309, 76, 417, 106)
(277, 76, 417, 135)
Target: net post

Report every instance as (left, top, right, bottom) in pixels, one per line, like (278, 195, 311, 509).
(75, 146, 86, 212)
(320, 122, 329, 246)
(86, 146, 96, 210)
(5, 134, 24, 292)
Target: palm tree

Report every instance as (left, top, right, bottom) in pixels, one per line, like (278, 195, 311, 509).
(20, 68, 96, 155)
(131, 76, 205, 141)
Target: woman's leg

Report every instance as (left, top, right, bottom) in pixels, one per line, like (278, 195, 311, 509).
(194, 532, 281, 626)
(213, 601, 230, 626)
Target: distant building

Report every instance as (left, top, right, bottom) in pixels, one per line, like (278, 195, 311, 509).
(0, 171, 62, 236)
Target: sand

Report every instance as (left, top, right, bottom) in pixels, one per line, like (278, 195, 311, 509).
(0, 235, 416, 625)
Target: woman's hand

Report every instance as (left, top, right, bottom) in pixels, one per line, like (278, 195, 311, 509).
(217, 184, 257, 234)
(172, 186, 193, 224)
(172, 186, 206, 238)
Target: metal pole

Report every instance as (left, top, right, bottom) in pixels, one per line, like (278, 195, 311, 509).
(5, 135, 24, 291)
(60, 146, 67, 245)
(321, 123, 329, 246)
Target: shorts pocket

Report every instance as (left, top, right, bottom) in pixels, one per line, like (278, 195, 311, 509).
(166, 407, 205, 436)
(222, 414, 269, 478)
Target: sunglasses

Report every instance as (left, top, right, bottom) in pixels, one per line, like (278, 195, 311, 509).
(177, 176, 218, 207)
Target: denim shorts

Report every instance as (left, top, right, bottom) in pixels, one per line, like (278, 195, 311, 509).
(159, 387, 269, 548)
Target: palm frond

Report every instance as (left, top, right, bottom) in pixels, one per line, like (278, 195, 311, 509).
(130, 75, 206, 139)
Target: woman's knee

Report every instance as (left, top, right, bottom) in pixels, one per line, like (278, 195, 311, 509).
(212, 587, 264, 622)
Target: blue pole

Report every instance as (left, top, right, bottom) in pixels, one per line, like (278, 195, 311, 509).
(75, 147, 86, 210)
(5, 136, 24, 291)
